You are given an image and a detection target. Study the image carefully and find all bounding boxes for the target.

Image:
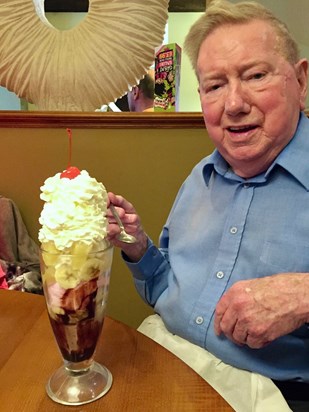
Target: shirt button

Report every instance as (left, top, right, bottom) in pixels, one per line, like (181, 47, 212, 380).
(243, 183, 250, 188)
(195, 316, 204, 325)
(230, 226, 238, 234)
(216, 271, 225, 279)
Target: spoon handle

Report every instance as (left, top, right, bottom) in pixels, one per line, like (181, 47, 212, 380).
(109, 204, 125, 230)
(109, 204, 137, 243)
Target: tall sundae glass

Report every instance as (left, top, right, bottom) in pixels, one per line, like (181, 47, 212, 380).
(40, 243, 113, 405)
(38, 162, 113, 405)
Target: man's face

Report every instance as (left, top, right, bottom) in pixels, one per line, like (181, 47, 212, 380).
(197, 20, 308, 178)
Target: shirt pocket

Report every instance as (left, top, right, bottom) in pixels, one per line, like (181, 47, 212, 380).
(258, 239, 309, 274)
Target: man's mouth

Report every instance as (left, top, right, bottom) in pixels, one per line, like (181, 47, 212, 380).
(227, 125, 258, 133)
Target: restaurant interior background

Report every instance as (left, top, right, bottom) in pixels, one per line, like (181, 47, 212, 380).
(1, 0, 309, 111)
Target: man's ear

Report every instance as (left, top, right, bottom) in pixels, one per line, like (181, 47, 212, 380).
(132, 86, 140, 100)
(295, 58, 308, 110)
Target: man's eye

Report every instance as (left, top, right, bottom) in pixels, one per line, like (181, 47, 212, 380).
(249, 72, 266, 80)
(206, 84, 222, 93)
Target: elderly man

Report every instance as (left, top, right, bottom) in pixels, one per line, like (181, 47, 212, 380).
(107, 1, 309, 410)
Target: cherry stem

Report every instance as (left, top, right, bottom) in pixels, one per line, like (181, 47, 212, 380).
(66, 128, 72, 168)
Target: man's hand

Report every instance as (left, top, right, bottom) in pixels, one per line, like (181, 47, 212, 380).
(214, 273, 309, 348)
(107, 192, 148, 262)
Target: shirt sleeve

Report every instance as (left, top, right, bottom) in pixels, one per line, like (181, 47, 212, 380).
(122, 230, 171, 306)
(121, 177, 188, 307)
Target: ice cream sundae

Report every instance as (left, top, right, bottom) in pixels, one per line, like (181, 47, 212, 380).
(39, 166, 113, 363)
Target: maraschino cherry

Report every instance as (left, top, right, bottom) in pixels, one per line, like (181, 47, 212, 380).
(60, 128, 81, 179)
(60, 166, 81, 179)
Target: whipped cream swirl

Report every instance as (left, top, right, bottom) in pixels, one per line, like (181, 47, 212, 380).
(39, 170, 108, 251)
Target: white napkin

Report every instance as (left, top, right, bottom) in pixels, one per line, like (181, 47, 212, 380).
(138, 315, 291, 412)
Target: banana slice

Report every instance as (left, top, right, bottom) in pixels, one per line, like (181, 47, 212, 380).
(41, 241, 61, 267)
(55, 262, 80, 289)
(71, 241, 92, 269)
(71, 241, 92, 255)
(42, 240, 58, 254)
(79, 258, 104, 282)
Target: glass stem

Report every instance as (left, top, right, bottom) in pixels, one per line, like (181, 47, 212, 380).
(64, 358, 94, 375)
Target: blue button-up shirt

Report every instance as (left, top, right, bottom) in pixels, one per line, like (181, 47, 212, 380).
(126, 112, 309, 382)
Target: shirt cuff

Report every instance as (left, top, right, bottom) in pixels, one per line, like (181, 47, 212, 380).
(122, 238, 165, 281)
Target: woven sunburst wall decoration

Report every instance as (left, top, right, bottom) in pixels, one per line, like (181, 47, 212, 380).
(0, 0, 169, 111)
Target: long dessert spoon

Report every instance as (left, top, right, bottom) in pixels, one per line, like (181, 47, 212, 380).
(109, 204, 137, 244)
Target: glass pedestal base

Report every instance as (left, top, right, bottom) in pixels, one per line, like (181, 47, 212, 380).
(46, 361, 113, 406)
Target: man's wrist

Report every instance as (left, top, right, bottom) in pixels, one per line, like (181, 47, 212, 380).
(122, 235, 150, 263)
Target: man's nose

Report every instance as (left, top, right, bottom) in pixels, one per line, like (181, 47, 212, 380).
(224, 82, 250, 116)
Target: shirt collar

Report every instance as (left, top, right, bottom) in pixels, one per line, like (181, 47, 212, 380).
(203, 151, 223, 186)
(203, 112, 309, 190)
(203, 151, 247, 185)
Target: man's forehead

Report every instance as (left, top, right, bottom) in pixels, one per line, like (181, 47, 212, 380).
(204, 19, 276, 44)
(197, 20, 279, 64)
